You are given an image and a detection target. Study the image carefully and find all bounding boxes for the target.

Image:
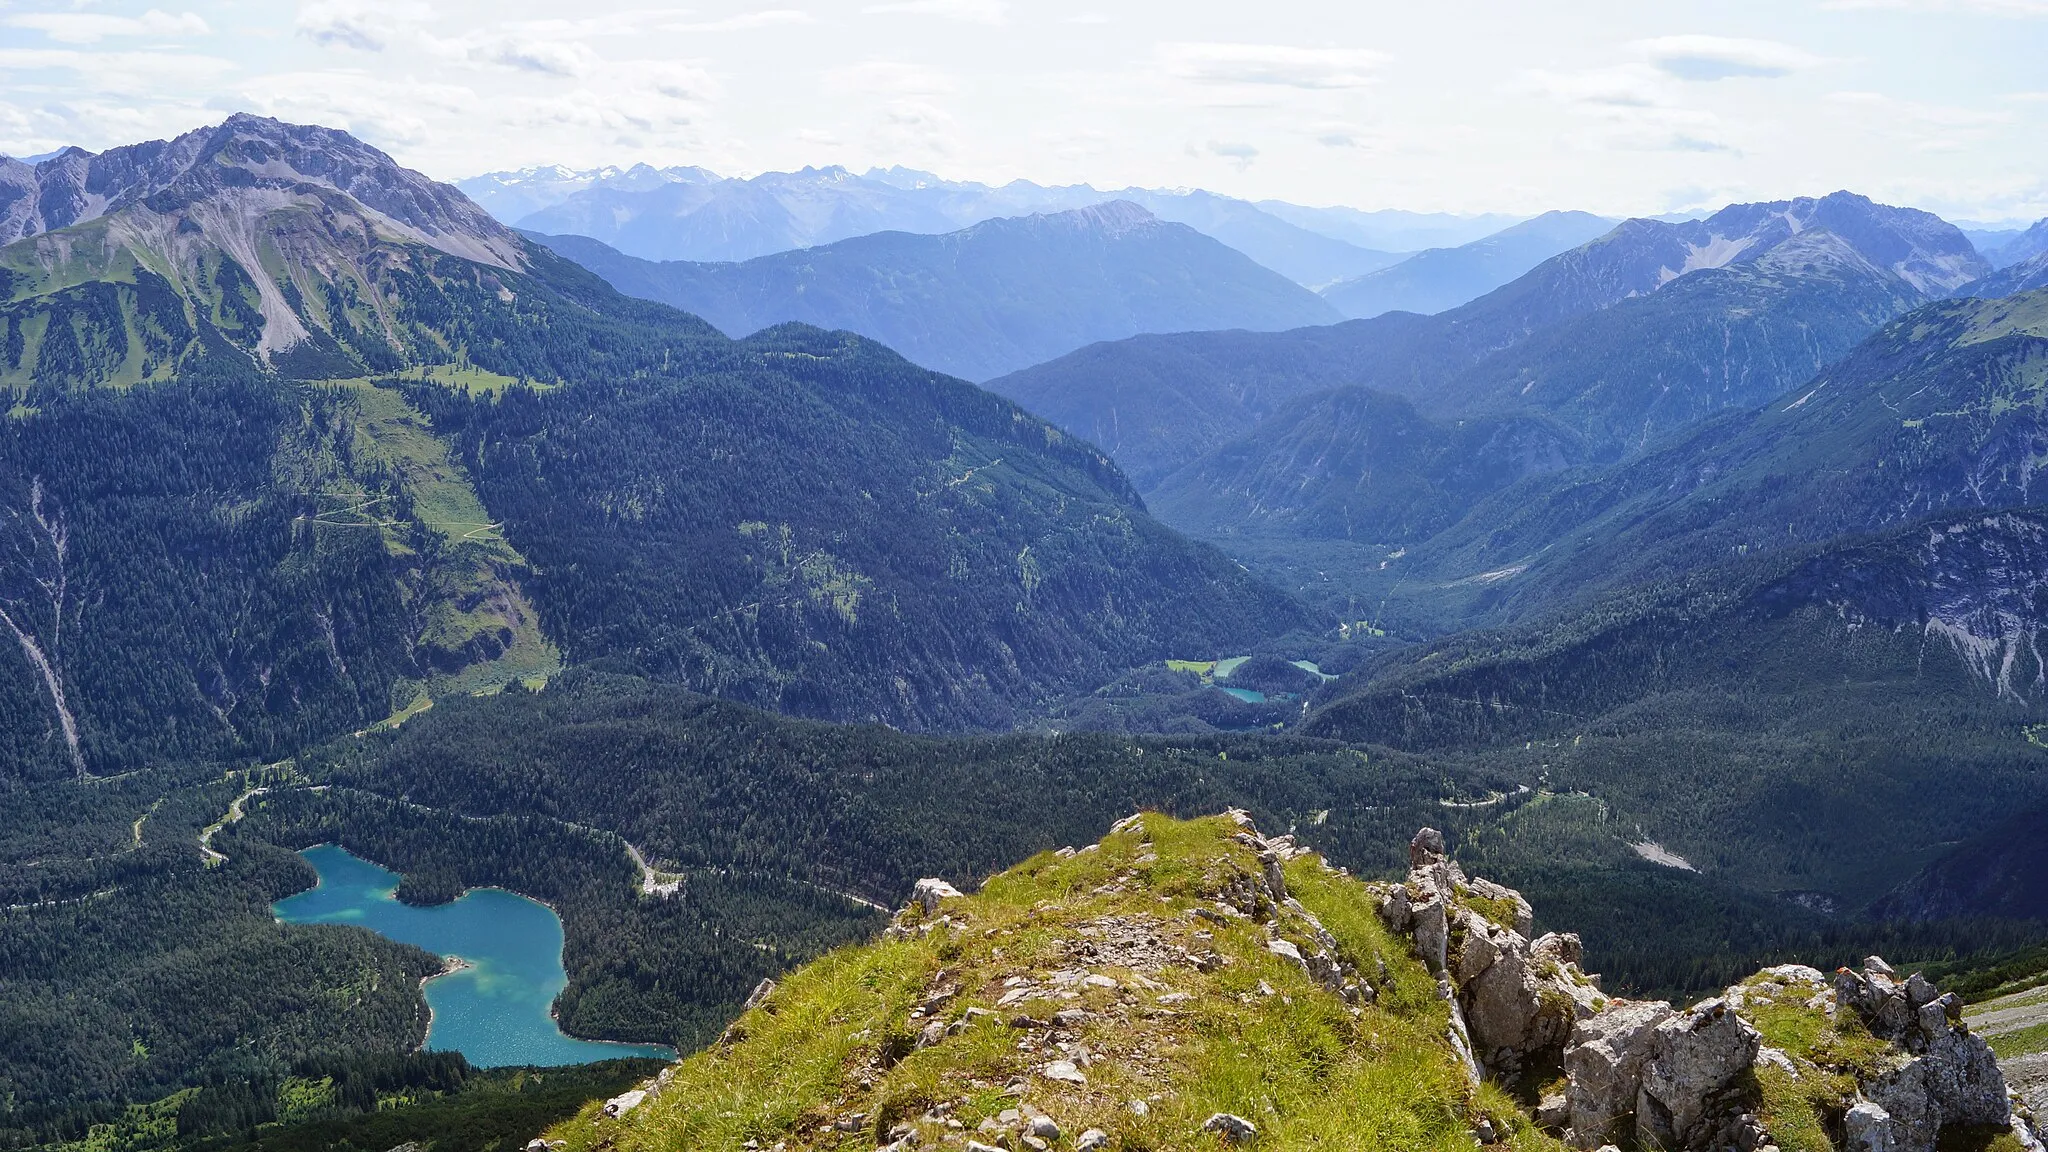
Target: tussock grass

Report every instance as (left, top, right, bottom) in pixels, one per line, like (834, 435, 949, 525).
(547, 814, 1558, 1152)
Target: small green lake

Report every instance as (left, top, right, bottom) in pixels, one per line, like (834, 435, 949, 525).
(274, 844, 674, 1068)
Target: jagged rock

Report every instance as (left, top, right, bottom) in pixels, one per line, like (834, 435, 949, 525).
(1375, 826, 1602, 1086)
(911, 879, 964, 914)
(1846, 1100, 1898, 1152)
(744, 977, 777, 1010)
(1025, 1116, 1061, 1140)
(1831, 957, 2013, 1152)
(1076, 1128, 1110, 1151)
(1462, 921, 1603, 1082)
(1410, 827, 1446, 865)
(1634, 999, 1762, 1152)
(1564, 999, 1676, 1147)
(1466, 875, 1537, 937)
(1411, 892, 1450, 975)
(1202, 1113, 1258, 1143)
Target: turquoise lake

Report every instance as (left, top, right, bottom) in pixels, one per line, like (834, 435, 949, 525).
(274, 844, 674, 1068)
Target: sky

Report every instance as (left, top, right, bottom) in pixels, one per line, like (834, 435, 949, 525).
(2, 0, 2046, 222)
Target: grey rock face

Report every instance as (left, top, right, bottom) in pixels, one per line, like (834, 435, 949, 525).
(1563, 999, 1676, 1148)
(1846, 1100, 1899, 1152)
(1830, 958, 2012, 1152)
(1378, 826, 1604, 1087)
(911, 878, 964, 914)
(1633, 999, 1762, 1151)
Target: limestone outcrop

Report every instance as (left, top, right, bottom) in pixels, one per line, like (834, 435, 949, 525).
(1377, 827, 1605, 1087)
(1374, 830, 2041, 1152)
(1831, 958, 2020, 1152)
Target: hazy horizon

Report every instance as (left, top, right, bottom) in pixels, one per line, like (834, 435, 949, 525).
(2, 1, 2046, 223)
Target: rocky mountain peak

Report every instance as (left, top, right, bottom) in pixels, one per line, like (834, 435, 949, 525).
(0, 113, 522, 270)
(1666, 191, 1985, 296)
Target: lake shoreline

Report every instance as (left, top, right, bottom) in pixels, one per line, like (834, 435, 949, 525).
(414, 954, 475, 1054)
(276, 843, 675, 1067)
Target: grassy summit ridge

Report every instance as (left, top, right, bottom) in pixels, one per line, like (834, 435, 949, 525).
(552, 811, 1543, 1152)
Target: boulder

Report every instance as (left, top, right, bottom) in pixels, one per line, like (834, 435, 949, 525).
(1846, 1100, 1900, 1152)
(911, 878, 963, 914)
(1563, 1000, 1676, 1147)
(1376, 827, 1603, 1087)
(602, 1089, 648, 1118)
(1202, 1113, 1258, 1143)
(1633, 999, 1760, 1151)
(1462, 923, 1603, 1083)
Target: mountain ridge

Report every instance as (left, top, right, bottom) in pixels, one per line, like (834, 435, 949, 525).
(529, 202, 1341, 381)
(1320, 210, 1617, 319)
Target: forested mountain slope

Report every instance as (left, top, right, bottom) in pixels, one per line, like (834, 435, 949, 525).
(1354, 288, 2048, 628)
(984, 314, 1437, 490)
(0, 116, 1309, 761)
(1146, 388, 1582, 546)
(1307, 506, 2048, 908)
(1961, 248, 2048, 300)
(530, 203, 1341, 381)
(406, 323, 1309, 729)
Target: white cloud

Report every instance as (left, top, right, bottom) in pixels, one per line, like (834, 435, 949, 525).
(1521, 65, 1667, 109)
(296, 1, 432, 52)
(863, 0, 1007, 24)
(228, 70, 479, 149)
(5, 9, 210, 45)
(0, 99, 217, 159)
(1310, 121, 1387, 151)
(471, 38, 599, 77)
(1636, 35, 1823, 80)
(1159, 43, 1387, 90)
(1518, 65, 1734, 153)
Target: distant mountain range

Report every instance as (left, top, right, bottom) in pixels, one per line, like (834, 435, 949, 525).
(1319, 210, 1617, 319)
(1966, 251, 2048, 298)
(529, 202, 1341, 381)
(994, 191, 1987, 493)
(1344, 287, 2048, 627)
(1251, 202, 1524, 252)
(1979, 218, 2048, 269)
(463, 164, 1428, 287)
(457, 162, 720, 223)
